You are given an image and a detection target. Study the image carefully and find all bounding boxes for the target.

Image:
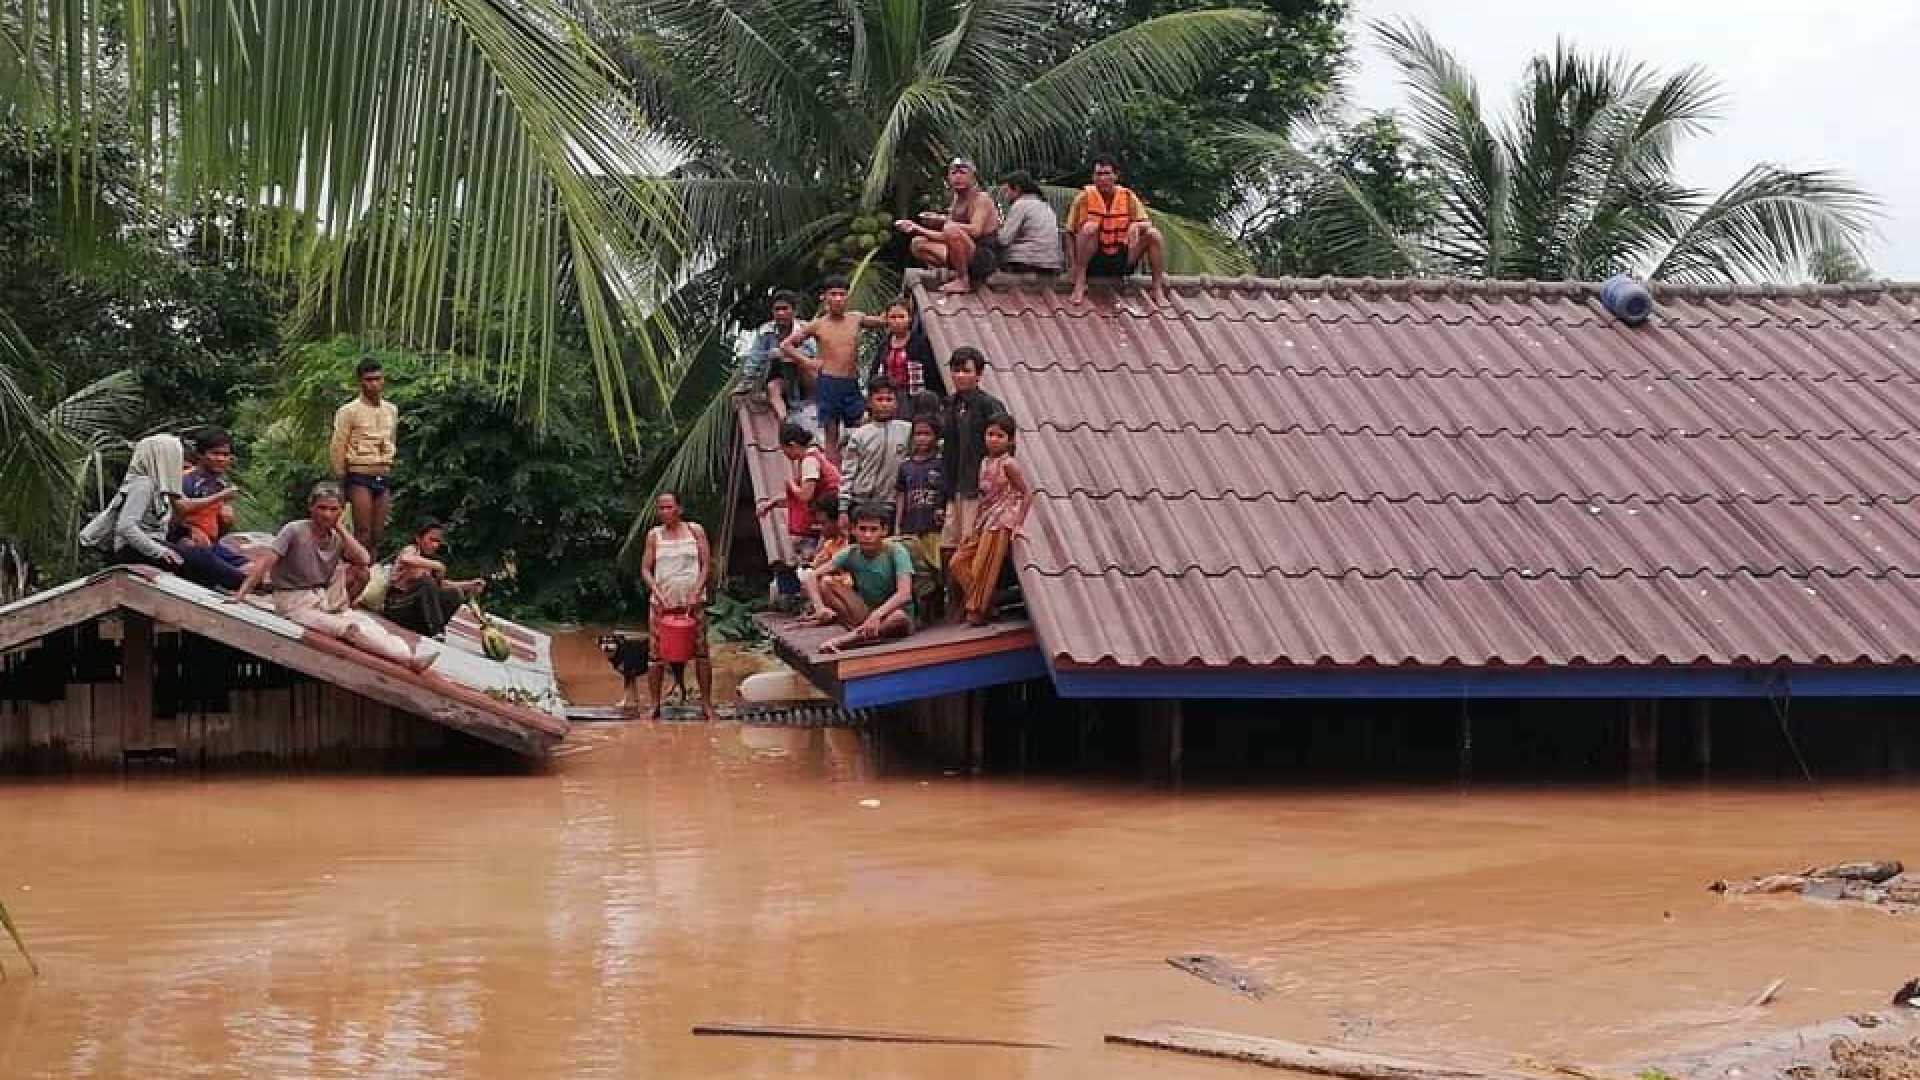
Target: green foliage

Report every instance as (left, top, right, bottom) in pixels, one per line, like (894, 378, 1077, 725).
(1236, 112, 1439, 276)
(8, 0, 684, 438)
(1807, 242, 1873, 284)
(236, 337, 662, 623)
(1239, 21, 1878, 283)
(705, 588, 764, 644)
(0, 123, 283, 436)
(1057, 0, 1350, 222)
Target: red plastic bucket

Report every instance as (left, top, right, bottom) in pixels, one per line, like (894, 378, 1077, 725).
(655, 612, 698, 664)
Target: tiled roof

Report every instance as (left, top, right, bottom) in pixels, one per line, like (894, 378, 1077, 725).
(738, 396, 801, 566)
(912, 275, 1920, 670)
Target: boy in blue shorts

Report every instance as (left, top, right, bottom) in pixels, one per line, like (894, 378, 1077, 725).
(780, 275, 886, 461)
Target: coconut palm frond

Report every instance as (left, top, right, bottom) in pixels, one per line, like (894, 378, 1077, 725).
(1649, 166, 1878, 284)
(625, 368, 743, 564)
(1557, 65, 1721, 277)
(861, 76, 968, 208)
(1373, 18, 1507, 275)
(1225, 123, 1428, 276)
(24, 0, 685, 437)
(979, 9, 1270, 172)
(43, 369, 140, 444)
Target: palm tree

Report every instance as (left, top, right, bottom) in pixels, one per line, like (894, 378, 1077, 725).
(5, 0, 684, 436)
(0, 314, 139, 600)
(620, 0, 1269, 282)
(1236, 20, 1876, 283)
(617, 0, 1270, 510)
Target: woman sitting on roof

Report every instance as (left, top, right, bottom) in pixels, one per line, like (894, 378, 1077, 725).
(383, 520, 487, 639)
(86, 433, 246, 591)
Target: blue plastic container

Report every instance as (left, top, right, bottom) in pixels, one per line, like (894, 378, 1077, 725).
(1600, 274, 1654, 326)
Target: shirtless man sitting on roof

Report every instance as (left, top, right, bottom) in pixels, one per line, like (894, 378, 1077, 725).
(780, 276, 886, 458)
(1067, 155, 1169, 307)
(895, 157, 1001, 294)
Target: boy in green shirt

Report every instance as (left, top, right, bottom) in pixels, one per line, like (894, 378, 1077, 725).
(815, 502, 916, 653)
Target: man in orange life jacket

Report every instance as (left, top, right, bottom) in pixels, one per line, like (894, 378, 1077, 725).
(1066, 155, 1169, 306)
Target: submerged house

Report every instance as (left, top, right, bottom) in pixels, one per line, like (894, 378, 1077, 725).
(747, 274, 1920, 775)
(0, 566, 566, 770)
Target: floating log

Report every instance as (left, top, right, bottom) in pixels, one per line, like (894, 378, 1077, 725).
(1167, 954, 1272, 999)
(1106, 1024, 1535, 1080)
(1748, 977, 1786, 1007)
(1808, 860, 1903, 883)
(691, 1021, 1057, 1050)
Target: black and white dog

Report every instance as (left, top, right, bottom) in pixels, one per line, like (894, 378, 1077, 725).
(598, 632, 649, 709)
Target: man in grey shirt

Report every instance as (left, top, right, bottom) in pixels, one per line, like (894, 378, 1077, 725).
(232, 482, 434, 673)
(997, 171, 1063, 274)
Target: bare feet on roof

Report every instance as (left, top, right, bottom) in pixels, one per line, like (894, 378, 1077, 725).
(1151, 283, 1171, 307)
(1068, 283, 1088, 305)
(937, 278, 970, 295)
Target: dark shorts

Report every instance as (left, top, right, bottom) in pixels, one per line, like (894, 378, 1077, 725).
(1001, 260, 1058, 276)
(967, 239, 1001, 281)
(815, 372, 866, 426)
(344, 472, 392, 497)
(1087, 249, 1136, 279)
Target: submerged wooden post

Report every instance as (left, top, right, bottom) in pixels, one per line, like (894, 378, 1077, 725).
(1691, 699, 1713, 774)
(1167, 700, 1184, 789)
(1140, 701, 1184, 787)
(1628, 699, 1659, 783)
(121, 613, 154, 753)
(967, 691, 986, 776)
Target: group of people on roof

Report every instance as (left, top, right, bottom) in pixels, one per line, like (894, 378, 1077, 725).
(77, 358, 490, 676)
(736, 278, 1030, 655)
(893, 155, 1172, 305)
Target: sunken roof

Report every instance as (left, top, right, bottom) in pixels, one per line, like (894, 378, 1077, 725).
(912, 274, 1920, 670)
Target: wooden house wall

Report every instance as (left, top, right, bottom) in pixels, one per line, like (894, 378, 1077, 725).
(0, 615, 476, 773)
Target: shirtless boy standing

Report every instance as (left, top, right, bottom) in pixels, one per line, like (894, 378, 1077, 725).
(780, 276, 886, 459)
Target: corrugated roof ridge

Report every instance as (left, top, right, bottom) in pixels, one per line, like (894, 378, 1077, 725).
(1004, 359, 1920, 383)
(1014, 565, 1919, 582)
(1027, 490, 1914, 507)
(907, 269, 1920, 303)
(1027, 420, 1918, 438)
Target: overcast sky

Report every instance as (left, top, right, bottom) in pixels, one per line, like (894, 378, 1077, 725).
(1345, 0, 1919, 278)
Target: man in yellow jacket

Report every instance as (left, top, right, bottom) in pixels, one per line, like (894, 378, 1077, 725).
(1066, 156, 1169, 307)
(330, 357, 400, 561)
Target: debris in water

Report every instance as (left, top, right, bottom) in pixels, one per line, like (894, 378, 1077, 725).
(1711, 860, 1915, 913)
(691, 1021, 1057, 1049)
(857, 798, 881, 808)
(1893, 978, 1920, 1008)
(1108, 1023, 1530, 1080)
(1750, 977, 1787, 1007)
(1166, 954, 1272, 1000)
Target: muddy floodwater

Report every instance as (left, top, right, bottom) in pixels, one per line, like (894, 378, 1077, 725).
(1, 648, 1917, 1077)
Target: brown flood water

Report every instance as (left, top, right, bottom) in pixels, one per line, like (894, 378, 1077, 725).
(1, 637, 1917, 1077)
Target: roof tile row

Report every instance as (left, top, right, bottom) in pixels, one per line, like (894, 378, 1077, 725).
(914, 276, 1920, 671)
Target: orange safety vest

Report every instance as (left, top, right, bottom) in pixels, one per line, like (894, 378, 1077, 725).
(1082, 185, 1135, 255)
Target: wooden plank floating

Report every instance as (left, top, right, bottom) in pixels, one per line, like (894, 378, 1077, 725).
(692, 1021, 1058, 1050)
(1105, 1024, 1536, 1080)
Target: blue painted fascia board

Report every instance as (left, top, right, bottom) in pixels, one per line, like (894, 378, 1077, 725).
(1050, 664, 1920, 700)
(842, 647, 1050, 708)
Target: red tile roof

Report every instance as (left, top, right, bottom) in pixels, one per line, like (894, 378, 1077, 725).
(911, 275, 1920, 671)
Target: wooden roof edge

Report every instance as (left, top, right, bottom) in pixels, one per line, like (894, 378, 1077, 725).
(1, 568, 563, 757)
